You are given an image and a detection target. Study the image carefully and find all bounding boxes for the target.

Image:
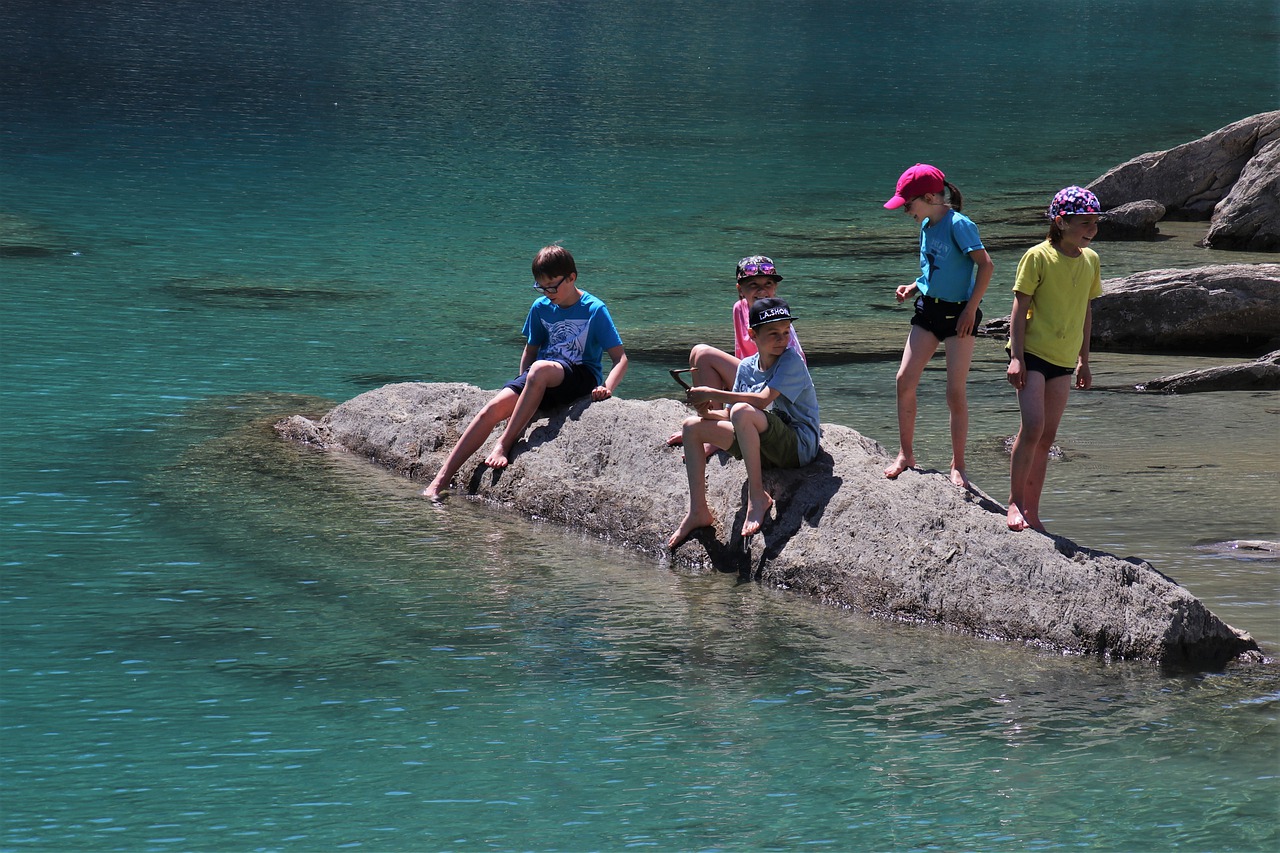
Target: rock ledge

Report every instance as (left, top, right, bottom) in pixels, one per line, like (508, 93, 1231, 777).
(276, 382, 1262, 667)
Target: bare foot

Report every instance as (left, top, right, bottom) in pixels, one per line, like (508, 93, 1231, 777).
(1024, 510, 1046, 532)
(741, 493, 774, 538)
(949, 468, 971, 489)
(421, 481, 448, 501)
(667, 431, 684, 447)
(484, 444, 511, 469)
(668, 508, 717, 548)
(884, 453, 914, 479)
(1007, 503, 1030, 531)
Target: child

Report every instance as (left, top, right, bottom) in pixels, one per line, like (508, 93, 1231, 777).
(668, 297, 820, 547)
(667, 255, 805, 447)
(1006, 186, 1103, 532)
(882, 164, 994, 488)
(422, 244, 628, 501)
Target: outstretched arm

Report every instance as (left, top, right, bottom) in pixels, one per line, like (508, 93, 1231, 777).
(593, 345, 629, 400)
(686, 384, 780, 412)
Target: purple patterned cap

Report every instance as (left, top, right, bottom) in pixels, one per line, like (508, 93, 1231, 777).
(1048, 186, 1102, 219)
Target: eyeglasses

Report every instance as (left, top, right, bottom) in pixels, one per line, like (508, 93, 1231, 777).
(531, 274, 567, 294)
(738, 261, 776, 277)
(902, 196, 923, 212)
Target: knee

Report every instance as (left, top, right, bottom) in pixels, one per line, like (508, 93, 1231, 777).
(729, 402, 756, 423)
(689, 343, 714, 368)
(524, 360, 561, 386)
(945, 386, 967, 410)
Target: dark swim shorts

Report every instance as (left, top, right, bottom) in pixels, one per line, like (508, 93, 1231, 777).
(911, 294, 982, 340)
(1022, 351, 1075, 381)
(503, 360, 598, 407)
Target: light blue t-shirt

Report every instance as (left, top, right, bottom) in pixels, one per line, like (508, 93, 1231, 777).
(733, 347, 821, 465)
(522, 290, 623, 386)
(915, 209, 985, 303)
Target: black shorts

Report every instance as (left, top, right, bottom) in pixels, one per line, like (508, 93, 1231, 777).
(503, 360, 598, 407)
(911, 295, 981, 340)
(1008, 349, 1076, 381)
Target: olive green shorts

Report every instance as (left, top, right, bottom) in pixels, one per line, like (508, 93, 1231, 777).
(727, 409, 802, 469)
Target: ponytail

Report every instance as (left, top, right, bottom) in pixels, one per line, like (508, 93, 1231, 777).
(944, 180, 964, 212)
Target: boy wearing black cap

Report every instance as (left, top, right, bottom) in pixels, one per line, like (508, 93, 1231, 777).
(668, 297, 820, 547)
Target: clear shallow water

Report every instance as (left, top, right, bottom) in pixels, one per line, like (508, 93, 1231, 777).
(2, 1, 1278, 850)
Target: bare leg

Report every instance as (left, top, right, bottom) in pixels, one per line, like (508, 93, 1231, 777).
(730, 403, 774, 537)
(886, 325, 939, 479)
(1019, 375, 1072, 531)
(422, 388, 519, 499)
(668, 345, 740, 447)
(668, 416, 736, 548)
(485, 360, 566, 469)
(943, 333, 976, 488)
(1008, 371, 1046, 530)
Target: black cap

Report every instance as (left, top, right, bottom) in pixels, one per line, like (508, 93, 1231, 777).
(749, 297, 796, 329)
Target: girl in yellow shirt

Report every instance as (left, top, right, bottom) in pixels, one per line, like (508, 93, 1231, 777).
(1005, 186, 1103, 532)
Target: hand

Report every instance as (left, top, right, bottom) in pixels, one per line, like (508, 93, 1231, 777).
(895, 283, 918, 304)
(591, 385, 612, 401)
(685, 386, 717, 409)
(956, 306, 977, 337)
(1074, 363, 1092, 390)
(1007, 358, 1026, 390)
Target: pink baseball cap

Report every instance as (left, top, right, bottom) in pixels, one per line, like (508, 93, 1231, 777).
(884, 164, 946, 209)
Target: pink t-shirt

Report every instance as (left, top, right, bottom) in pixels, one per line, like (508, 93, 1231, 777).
(733, 299, 806, 361)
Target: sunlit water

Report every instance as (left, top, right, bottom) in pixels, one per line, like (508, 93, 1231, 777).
(2, 1, 1278, 850)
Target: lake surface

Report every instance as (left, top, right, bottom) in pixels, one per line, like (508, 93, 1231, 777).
(2, 1, 1278, 850)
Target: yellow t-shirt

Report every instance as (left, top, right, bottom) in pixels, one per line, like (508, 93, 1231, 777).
(1013, 240, 1102, 369)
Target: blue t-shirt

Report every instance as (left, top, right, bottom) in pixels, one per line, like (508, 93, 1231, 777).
(733, 347, 821, 465)
(522, 290, 623, 386)
(915, 209, 985, 303)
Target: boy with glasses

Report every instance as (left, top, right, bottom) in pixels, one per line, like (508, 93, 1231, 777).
(422, 244, 628, 501)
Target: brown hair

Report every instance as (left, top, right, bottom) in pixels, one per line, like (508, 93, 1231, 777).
(1046, 217, 1068, 245)
(943, 180, 964, 212)
(532, 244, 577, 279)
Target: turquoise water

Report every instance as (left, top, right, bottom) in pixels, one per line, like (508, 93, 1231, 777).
(2, 1, 1278, 850)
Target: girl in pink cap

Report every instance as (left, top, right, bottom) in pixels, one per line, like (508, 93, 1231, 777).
(1005, 186, 1103, 532)
(883, 164, 994, 488)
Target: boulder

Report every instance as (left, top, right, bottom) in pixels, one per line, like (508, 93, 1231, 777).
(1202, 139, 1280, 252)
(275, 382, 1261, 666)
(1137, 350, 1280, 393)
(1087, 111, 1280, 219)
(1096, 200, 1166, 240)
(1091, 264, 1280, 355)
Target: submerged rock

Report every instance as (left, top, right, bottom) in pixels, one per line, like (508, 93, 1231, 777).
(1090, 264, 1280, 356)
(1137, 351, 1280, 393)
(276, 382, 1261, 667)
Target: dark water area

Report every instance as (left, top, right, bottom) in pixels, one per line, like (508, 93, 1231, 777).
(2, 1, 1278, 850)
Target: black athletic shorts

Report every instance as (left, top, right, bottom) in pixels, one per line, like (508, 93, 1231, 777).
(911, 294, 981, 340)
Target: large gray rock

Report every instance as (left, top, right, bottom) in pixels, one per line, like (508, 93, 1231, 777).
(1202, 139, 1280, 252)
(1091, 264, 1280, 355)
(1087, 111, 1280, 219)
(1138, 350, 1280, 393)
(276, 382, 1261, 666)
